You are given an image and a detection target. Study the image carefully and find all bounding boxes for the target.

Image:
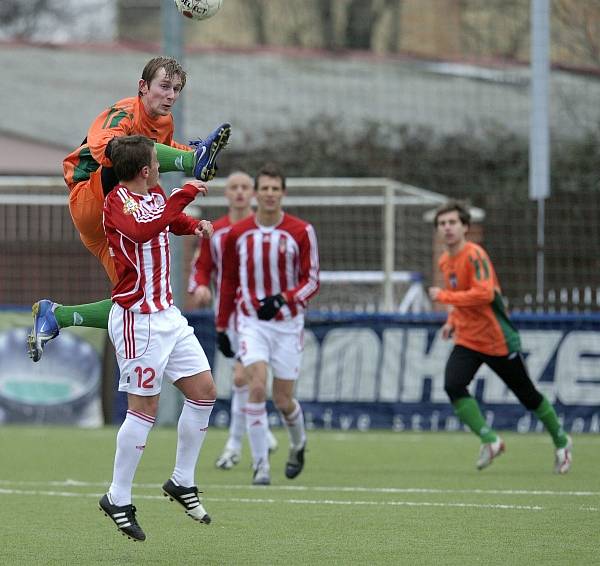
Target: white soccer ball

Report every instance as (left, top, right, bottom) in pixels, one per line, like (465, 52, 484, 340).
(173, 0, 223, 21)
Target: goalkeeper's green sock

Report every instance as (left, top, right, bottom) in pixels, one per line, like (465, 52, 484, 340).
(54, 299, 112, 329)
(534, 396, 569, 448)
(155, 143, 195, 175)
(453, 397, 497, 443)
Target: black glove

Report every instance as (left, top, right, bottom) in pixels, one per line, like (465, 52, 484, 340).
(217, 331, 235, 358)
(256, 294, 286, 321)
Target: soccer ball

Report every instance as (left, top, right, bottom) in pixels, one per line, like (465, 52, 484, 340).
(173, 0, 223, 21)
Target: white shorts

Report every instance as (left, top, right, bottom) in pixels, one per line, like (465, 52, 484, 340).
(237, 315, 304, 380)
(108, 304, 210, 396)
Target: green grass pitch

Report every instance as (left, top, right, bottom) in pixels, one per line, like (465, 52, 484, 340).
(0, 426, 598, 565)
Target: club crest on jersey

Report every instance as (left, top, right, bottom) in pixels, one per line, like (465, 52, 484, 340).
(122, 197, 139, 215)
(449, 273, 458, 289)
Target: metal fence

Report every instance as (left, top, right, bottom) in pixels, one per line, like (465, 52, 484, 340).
(0, 176, 445, 312)
(3, 176, 600, 313)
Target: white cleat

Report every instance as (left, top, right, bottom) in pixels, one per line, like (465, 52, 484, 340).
(476, 437, 505, 470)
(252, 459, 271, 486)
(267, 429, 279, 454)
(554, 435, 573, 474)
(215, 447, 241, 470)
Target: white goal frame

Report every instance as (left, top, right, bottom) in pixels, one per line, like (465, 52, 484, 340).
(0, 176, 448, 313)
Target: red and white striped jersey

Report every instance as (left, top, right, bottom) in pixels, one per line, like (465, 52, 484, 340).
(217, 212, 320, 327)
(103, 182, 201, 313)
(188, 214, 232, 314)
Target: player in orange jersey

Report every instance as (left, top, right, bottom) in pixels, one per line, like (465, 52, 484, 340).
(64, 56, 230, 283)
(428, 201, 572, 474)
(28, 56, 230, 362)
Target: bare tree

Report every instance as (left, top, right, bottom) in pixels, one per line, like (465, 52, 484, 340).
(554, 0, 600, 69)
(317, 0, 336, 50)
(345, 0, 378, 49)
(243, 0, 269, 46)
(384, 0, 403, 53)
(230, 0, 404, 54)
(0, 0, 75, 40)
(459, 0, 530, 60)
(343, 0, 401, 51)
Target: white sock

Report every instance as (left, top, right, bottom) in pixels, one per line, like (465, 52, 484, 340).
(226, 384, 249, 452)
(245, 401, 269, 469)
(281, 400, 306, 449)
(172, 398, 214, 487)
(109, 410, 154, 506)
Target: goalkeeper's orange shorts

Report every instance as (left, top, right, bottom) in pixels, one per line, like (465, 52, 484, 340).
(67, 170, 118, 285)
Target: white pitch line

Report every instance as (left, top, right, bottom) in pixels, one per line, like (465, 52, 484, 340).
(204, 485, 600, 497)
(209, 497, 544, 511)
(0, 479, 596, 497)
(0, 488, 544, 511)
(326, 434, 600, 446)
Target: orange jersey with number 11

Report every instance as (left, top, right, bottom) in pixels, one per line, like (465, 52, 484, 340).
(436, 241, 520, 357)
(63, 96, 189, 192)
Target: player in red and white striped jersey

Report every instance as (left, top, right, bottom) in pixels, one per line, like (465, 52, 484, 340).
(100, 135, 217, 539)
(216, 163, 320, 485)
(188, 172, 253, 317)
(188, 171, 278, 470)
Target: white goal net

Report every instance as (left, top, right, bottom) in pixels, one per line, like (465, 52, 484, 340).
(0, 176, 448, 312)
(189, 177, 447, 313)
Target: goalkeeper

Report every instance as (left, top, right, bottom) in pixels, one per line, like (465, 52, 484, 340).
(428, 201, 572, 474)
(28, 56, 230, 361)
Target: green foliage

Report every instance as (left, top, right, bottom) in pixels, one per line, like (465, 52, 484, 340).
(1, 426, 598, 565)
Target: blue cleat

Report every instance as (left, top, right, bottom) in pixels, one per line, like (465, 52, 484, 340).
(27, 299, 60, 362)
(190, 123, 231, 181)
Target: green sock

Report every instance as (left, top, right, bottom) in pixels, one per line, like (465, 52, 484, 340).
(155, 143, 195, 175)
(453, 397, 497, 443)
(54, 299, 112, 330)
(534, 396, 568, 448)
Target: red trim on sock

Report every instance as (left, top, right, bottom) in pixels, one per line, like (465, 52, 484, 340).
(185, 399, 215, 408)
(127, 409, 155, 424)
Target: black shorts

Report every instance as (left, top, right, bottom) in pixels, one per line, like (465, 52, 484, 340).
(444, 344, 543, 410)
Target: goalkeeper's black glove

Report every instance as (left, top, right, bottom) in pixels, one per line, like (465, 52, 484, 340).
(256, 293, 286, 321)
(216, 331, 235, 358)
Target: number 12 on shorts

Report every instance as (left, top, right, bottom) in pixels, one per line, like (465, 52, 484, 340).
(134, 366, 156, 389)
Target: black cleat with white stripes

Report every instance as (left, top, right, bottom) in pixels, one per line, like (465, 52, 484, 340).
(99, 493, 146, 541)
(285, 443, 306, 479)
(162, 479, 211, 524)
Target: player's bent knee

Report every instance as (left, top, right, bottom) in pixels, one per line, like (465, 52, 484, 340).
(232, 363, 249, 388)
(233, 374, 248, 388)
(248, 383, 267, 402)
(128, 393, 160, 416)
(444, 382, 467, 403)
(175, 371, 217, 400)
(272, 392, 293, 413)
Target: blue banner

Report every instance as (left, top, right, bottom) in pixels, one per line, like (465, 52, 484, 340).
(188, 312, 600, 433)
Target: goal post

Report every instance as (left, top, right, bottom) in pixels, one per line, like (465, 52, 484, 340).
(0, 176, 447, 312)
(187, 177, 447, 313)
